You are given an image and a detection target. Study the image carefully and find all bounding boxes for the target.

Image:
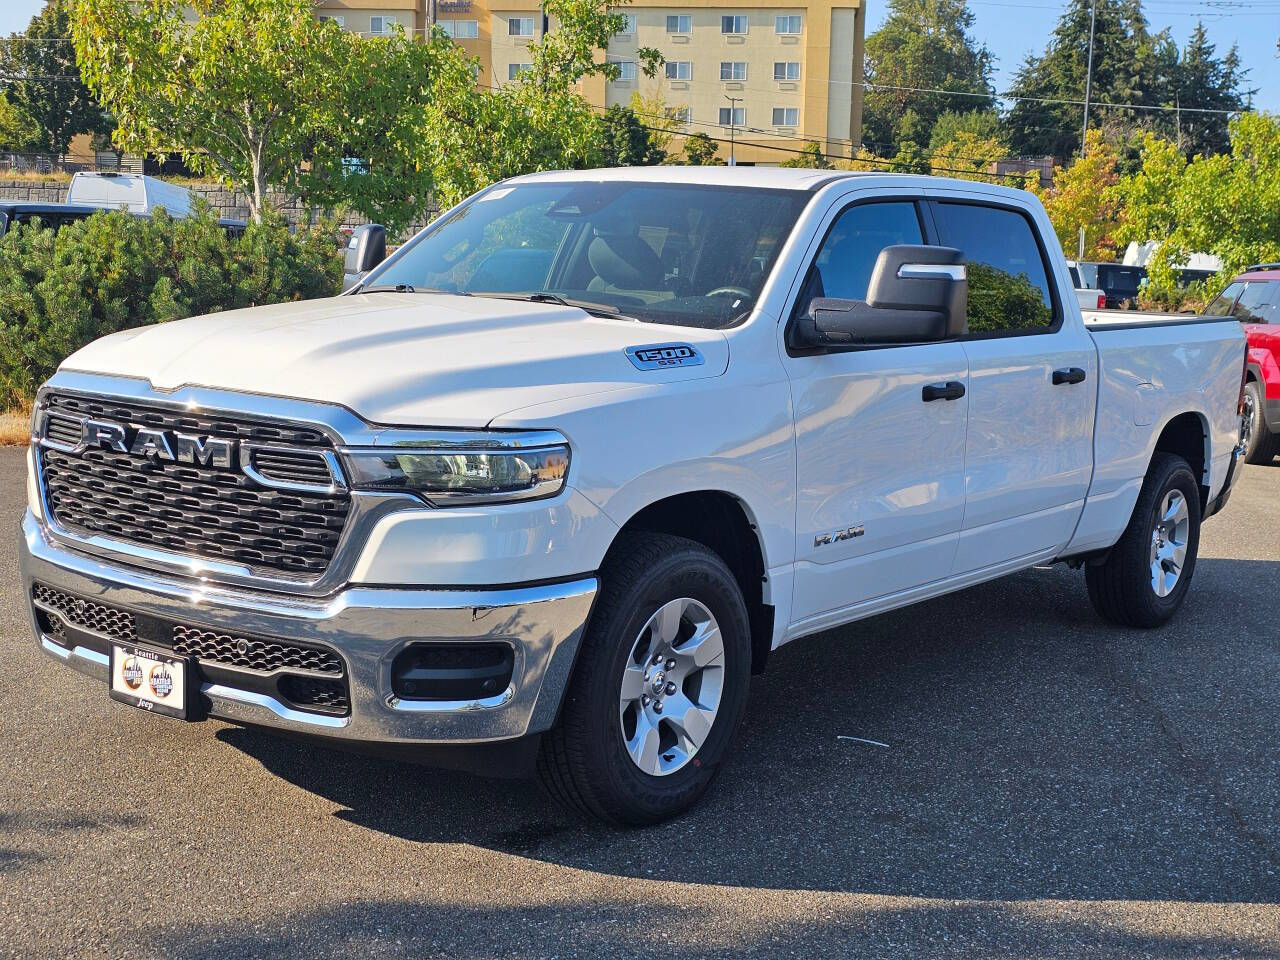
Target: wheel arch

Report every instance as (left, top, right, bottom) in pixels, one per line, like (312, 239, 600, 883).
(606, 490, 774, 675)
(1150, 410, 1211, 510)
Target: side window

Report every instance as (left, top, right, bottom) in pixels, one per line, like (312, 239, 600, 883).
(932, 202, 1056, 335)
(797, 201, 924, 313)
(1203, 282, 1245, 318)
(1232, 281, 1280, 324)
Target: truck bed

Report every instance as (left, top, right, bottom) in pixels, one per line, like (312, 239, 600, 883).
(1066, 315, 1245, 555)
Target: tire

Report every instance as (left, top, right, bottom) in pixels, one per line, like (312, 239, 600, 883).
(1085, 453, 1202, 628)
(1243, 380, 1280, 465)
(537, 532, 752, 826)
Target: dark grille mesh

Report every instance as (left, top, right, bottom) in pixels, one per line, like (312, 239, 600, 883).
(172, 624, 343, 675)
(32, 582, 137, 640)
(39, 393, 350, 577)
(278, 675, 350, 714)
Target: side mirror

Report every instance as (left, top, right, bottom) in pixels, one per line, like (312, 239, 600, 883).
(791, 245, 968, 349)
(342, 224, 387, 291)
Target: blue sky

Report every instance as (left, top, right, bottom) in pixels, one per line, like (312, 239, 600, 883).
(4, 0, 1278, 112)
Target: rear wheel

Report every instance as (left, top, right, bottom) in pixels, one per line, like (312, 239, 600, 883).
(1243, 380, 1280, 465)
(1085, 453, 1202, 628)
(537, 533, 752, 826)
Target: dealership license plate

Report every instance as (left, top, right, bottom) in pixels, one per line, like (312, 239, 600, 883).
(109, 644, 190, 720)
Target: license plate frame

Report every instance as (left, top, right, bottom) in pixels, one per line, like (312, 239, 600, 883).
(109, 643, 192, 720)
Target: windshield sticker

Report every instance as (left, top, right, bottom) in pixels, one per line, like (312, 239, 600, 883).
(625, 344, 705, 370)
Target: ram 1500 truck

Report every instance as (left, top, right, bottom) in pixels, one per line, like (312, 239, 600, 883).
(19, 169, 1248, 825)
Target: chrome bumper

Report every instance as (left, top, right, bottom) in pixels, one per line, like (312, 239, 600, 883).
(19, 510, 597, 745)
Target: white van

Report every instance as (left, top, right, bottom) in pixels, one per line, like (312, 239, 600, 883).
(65, 173, 195, 218)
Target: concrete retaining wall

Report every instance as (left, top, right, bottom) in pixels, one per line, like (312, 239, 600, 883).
(0, 179, 431, 234)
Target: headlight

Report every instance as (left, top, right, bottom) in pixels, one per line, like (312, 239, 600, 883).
(342, 439, 570, 506)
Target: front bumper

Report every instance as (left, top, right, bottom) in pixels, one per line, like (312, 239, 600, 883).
(20, 510, 597, 746)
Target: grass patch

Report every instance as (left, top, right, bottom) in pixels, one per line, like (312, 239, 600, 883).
(0, 408, 31, 446)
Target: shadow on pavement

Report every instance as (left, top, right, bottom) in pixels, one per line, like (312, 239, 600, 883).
(160, 896, 1278, 960)
(217, 558, 1280, 906)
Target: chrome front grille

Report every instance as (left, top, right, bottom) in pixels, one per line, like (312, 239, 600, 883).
(38, 393, 351, 577)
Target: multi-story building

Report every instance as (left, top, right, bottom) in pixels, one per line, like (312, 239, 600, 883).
(315, 0, 865, 164)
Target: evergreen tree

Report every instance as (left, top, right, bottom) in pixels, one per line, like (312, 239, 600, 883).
(598, 105, 666, 166)
(1173, 23, 1250, 158)
(862, 0, 994, 154)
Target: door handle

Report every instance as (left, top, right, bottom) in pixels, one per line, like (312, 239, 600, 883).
(1053, 367, 1088, 386)
(922, 381, 966, 402)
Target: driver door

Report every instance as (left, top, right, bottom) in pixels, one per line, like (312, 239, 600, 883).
(782, 197, 970, 626)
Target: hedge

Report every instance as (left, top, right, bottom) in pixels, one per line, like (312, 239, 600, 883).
(0, 208, 343, 408)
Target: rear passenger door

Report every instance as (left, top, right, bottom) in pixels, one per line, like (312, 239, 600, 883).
(927, 197, 1098, 574)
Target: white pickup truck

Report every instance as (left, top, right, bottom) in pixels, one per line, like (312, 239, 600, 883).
(20, 169, 1247, 826)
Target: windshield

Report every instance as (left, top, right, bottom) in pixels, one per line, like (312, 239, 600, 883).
(365, 181, 811, 329)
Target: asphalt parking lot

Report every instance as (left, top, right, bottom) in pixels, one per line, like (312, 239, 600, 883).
(1, 445, 1277, 959)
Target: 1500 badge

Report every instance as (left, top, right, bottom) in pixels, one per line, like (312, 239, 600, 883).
(625, 343, 705, 371)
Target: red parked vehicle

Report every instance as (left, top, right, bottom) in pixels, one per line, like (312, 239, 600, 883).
(1203, 265, 1280, 464)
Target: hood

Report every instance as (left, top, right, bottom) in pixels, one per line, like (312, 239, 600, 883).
(60, 293, 730, 427)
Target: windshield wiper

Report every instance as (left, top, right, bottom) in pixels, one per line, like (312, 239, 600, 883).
(473, 291, 624, 318)
(356, 283, 418, 294)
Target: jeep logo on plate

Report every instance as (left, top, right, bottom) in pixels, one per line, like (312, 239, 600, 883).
(625, 343, 705, 371)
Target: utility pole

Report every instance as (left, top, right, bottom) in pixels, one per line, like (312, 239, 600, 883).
(1080, 0, 1098, 157)
(725, 95, 741, 166)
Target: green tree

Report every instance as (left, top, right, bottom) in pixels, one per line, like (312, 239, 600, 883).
(422, 0, 661, 208)
(781, 141, 834, 169)
(862, 0, 994, 154)
(1113, 133, 1186, 247)
(0, 92, 39, 152)
(1172, 22, 1250, 158)
(599, 105, 666, 166)
(0, 0, 107, 155)
(929, 131, 1006, 181)
(928, 109, 1003, 153)
(1033, 129, 1123, 261)
(1133, 114, 1280, 301)
(682, 132, 719, 165)
(1006, 0, 1168, 158)
(74, 0, 450, 231)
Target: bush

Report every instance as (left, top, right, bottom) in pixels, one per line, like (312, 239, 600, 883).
(0, 207, 342, 408)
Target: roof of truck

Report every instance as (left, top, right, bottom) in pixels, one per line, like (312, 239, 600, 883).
(506, 166, 1032, 197)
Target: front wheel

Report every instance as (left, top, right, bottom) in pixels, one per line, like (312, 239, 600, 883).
(1085, 453, 1202, 628)
(537, 532, 752, 826)
(1243, 380, 1280, 465)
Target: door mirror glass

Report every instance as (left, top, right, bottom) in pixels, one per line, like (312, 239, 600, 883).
(792, 245, 968, 348)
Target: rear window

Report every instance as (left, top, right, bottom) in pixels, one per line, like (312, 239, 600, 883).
(932, 202, 1055, 335)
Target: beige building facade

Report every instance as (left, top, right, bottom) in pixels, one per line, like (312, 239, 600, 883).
(315, 0, 865, 164)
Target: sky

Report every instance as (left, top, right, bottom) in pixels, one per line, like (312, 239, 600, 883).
(3, 0, 1278, 112)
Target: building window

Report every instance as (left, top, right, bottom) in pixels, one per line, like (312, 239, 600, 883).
(369, 15, 396, 35)
(439, 20, 479, 39)
(720, 14, 748, 35)
(318, 14, 345, 28)
(775, 15, 802, 35)
(664, 106, 690, 125)
(719, 61, 747, 81)
(665, 14, 691, 34)
(773, 61, 800, 81)
(664, 60, 691, 81)
(616, 13, 637, 34)
(508, 63, 531, 80)
(609, 59, 637, 82)
(772, 107, 799, 126)
(719, 106, 745, 126)
(508, 16, 536, 36)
